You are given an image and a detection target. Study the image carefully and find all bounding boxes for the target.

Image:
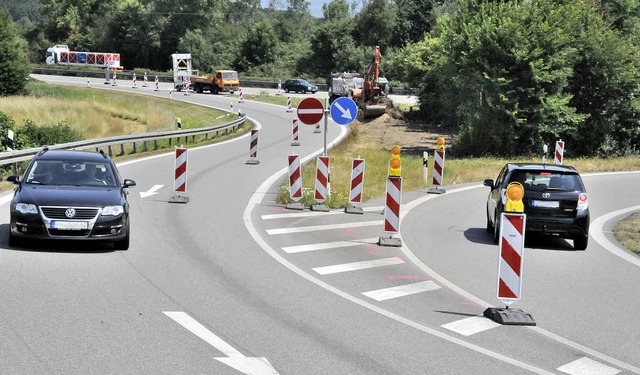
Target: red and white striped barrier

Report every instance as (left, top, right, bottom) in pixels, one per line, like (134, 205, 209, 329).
(291, 118, 300, 146)
(111, 71, 117, 86)
(346, 158, 365, 214)
(497, 213, 526, 304)
(379, 176, 402, 246)
(287, 154, 303, 209)
(154, 76, 159, 91)
(169, 147, 189, 203)
(554, 139, 564, 165)
(484, 211, 535, 325)
(238, 89, 245, 103)
(143, 73, 148, 87)
(183, 77, 189, 95)
(246, 129, 260, 165)
(428, 149, 446, 194)
(286, 96, 293, 112)
(314, 156, 330, 203)
(132, 73, 137, 88)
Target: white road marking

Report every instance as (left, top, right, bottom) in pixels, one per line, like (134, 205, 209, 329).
(362, 280, 441, 301)
(139, 184, 164, 198)
(312, 257, 404, 275)
(441, 316, 501, 337)
(163, 311, 278, 375)
(245, 161, 556, 374)
(282, 238, 379, 253)
(266, 220, 381, 235)
(557, 357, 620, 375)
(590, 204, 640, 268)
(261, 206, 383, 220)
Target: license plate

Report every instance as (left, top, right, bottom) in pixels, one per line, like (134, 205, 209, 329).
(531, 200, 560, 208)
(50, 221, 88, 230)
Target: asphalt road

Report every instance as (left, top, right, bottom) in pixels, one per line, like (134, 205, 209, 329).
(0, 74, 638, 374)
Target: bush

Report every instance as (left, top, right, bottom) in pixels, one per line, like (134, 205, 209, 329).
(17, 120, 82, 149)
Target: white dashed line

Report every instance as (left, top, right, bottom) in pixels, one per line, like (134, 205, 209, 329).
(312, 257, 404, 275)
(362, 280, 441, 301)
(441, 316, 501, 337)
(266, 220, 382, 235)
(281, 238, 379, 253)
(557, 357, 621, 375)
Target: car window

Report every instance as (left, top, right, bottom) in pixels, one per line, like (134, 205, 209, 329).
(508, 171, 581, 192)
(25, 160, 117, 187)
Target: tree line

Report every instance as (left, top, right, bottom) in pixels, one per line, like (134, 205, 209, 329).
(2, 0, 640, 157)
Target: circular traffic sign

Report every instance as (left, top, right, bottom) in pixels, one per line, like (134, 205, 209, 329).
(330, 97, 358, 126)
(297, 98, 324, 125)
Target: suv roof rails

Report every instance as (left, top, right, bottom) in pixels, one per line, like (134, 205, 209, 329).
(99, 149, 108, 159)
(37, 146, 49, 156)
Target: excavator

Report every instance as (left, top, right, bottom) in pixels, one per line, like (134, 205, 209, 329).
(352, 45, 391, 118)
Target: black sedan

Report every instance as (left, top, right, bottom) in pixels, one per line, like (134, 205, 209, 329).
(484, 163, 590, 250)
(283, 79, 318, 94)
(7, 148, 136, 250)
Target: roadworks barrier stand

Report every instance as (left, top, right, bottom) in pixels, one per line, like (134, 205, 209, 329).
(290, 119, 300, 146)
(310, 156, 330, 212)
(286, 154, 304, 210)
(427, 137, 446, 194)
(169, 147, 189, 204)
(246, 129, 260, 165)
(345, 158, 365, 214)
(484, 182, 535, 325)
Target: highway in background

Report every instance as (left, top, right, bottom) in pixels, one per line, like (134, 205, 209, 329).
(0, 74, 638, 374)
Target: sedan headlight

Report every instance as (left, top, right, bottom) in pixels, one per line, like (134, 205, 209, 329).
(15, 203, 38, 214)
(102, 205, 124, 216)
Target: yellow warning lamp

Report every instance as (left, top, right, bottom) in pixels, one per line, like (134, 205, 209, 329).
(505, 182, 525, 213)
(389, 145, 401, 177)
(436, 137, 445, 151)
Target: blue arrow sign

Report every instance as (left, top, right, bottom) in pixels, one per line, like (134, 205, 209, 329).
(330, 97, 357, 126)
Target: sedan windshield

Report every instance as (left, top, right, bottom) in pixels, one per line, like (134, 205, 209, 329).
(26, 160, 117, 187)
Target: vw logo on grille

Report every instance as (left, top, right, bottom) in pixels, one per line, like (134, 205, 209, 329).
(65, 208, 76, 218)
(542, 192, 551, 198)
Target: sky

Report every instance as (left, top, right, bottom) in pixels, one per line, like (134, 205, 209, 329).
(260, 0, 330, 18)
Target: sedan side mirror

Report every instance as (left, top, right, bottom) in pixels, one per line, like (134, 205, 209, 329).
(483, 179, 494, 187)
(123, 179, 137, 188)
(6, 175, 20, 184)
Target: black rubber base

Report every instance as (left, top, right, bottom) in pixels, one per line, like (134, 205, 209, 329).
(483, 307, 536, 326)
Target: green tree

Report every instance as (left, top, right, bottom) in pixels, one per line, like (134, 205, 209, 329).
(391, 0, 436, 47)
(236, 21, 279, 71)
(0, 10, 30, 96)
(351, 0, 397, 48)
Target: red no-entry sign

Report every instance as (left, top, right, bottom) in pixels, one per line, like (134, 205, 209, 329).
(297, 98, 324, 125)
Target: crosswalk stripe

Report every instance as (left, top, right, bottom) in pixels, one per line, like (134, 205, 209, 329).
(312, 257, 404, 275)
(261, 206, 384, 220)
(266, 220, 382, 235)
(362, 280, 441, 301)
(282, 238, 379, 253)
(557, 357, 620, 375)
(441, 316, 501, 336)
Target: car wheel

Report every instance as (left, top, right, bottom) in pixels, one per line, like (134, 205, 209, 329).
(486, 209, 494, 233)
(493, 211, 501, 244)
(573, 235, 588, 251)
(113, 228, 130, 251)
(285, 88, 289, 93)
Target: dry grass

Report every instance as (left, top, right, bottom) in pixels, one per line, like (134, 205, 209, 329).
(613, 213, 640, 254)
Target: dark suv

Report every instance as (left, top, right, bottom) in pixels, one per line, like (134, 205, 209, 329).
(484, 163, 590, 250)
(7, 148, 136, 250)
(283, 79, 318, 94)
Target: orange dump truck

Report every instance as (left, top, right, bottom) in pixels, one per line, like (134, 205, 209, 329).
(190, 70, 240, 94)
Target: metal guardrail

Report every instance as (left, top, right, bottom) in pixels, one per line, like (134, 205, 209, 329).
(0, 115, 247, 166)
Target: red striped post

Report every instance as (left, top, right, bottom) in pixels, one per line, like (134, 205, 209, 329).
(379, 176, 402, 246)
(554, 139, 564, 165)
(287, 154, 303, 209)
(169, 147, 189, 203)
(346, 158, 365, 214)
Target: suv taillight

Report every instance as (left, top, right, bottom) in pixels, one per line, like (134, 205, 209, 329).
(577, 193, 588, 211)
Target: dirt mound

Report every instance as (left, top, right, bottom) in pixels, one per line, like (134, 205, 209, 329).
(355, 109, 451, 155)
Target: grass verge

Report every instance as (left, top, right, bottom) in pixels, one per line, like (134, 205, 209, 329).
(613, 213, 640, 254)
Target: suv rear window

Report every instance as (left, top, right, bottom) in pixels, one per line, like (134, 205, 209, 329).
(508, 171, 582, 192)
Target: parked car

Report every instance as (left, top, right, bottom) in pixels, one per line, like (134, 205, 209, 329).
(7, 148, 136, 250)
(283, 79, 318, 94)
(484, 163, 590, 250)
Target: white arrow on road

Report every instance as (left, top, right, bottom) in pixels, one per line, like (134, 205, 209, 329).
(333, 101, 353, 120)
(163, 311, 279, 375)
(139, 184, 163, 198)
